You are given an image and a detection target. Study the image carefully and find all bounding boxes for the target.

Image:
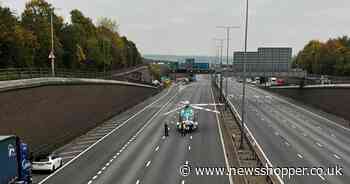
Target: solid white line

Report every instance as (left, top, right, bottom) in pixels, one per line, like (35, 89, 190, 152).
(210, 88, 234, 184)
(38, 87, 175, 184)
(225, 91, 285, 184)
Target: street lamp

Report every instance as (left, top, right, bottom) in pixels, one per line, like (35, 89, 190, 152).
(217, 26, 240, 106)
(240, 0, 249, 150)
(214, 38, 225, 101)
(49, 11, 55, 77)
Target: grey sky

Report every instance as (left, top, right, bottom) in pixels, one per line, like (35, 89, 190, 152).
(2, 0, 350, 56)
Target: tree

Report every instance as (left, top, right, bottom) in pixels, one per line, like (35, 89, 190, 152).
(97, 17, 119, 33)
(21, 0, 64, 67)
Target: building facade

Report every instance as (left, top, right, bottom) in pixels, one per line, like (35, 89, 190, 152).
(233, 47, 292, 73)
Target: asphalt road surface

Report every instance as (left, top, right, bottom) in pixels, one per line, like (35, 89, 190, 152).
(38, 75, 230, 184)
(224, 78, 350, 184)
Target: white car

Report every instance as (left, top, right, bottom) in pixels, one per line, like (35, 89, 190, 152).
(32, 155, 62, 172)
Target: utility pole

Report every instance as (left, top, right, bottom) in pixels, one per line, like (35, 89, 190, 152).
(217, 26, 240, 107)
(214, 38, 224, 102)
(240, 0, 249, 150)
(49, 11, 55, 77)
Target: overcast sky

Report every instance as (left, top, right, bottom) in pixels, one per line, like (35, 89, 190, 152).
(2, 0, 350, 56)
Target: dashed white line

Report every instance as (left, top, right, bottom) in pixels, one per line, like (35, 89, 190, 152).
(92, 175, 97, 180)
(102, 166, 106, 171)
(297, 154, 303, 159)
(185, 160, 189, 165)
(146, 160, 151, 168)
(136, 179, 140, 184)
(155, 146, 160, 152)
(188, 146, 191, 151)
(316, 142, 323, 148)
(333, 154, 341, 160)
(97, 171, 102, 175)
(319, 175, 326, 181)
(181, 180, 185, 184)
(190, 136, 193, 140)
(87, 180, 92, 184)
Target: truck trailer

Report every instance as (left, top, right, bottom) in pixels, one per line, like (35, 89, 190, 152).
(0, 135, 31, 184)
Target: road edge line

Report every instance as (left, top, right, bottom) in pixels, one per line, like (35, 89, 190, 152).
(38, 86, 176, 184)
(210, 87, 234, 184)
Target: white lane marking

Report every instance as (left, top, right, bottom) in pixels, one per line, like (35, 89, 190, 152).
(59, 150, 82, 156)
(113, 156, 117, 159)
(188, 146, 191, 151)
(334, 154, 341, 160)
(185, 160, 189, 165)
(225, 91, 285, 184)
(319, 175, 326, 181)
(97, 171, 102, 175)
(87, 180, 92, 184)
(92, 175, 97, 180)
(190, 136, 193, 140)
(146, 161, 151, 168)
(38, 87, 175, 184)
(316, 142, 323, 148)
(297, 154, 303, 159)
(211, 88, 234, 184)
(102, 166, 106, 171)
(155, 146, 160, 152)
(136, 179, 140, 184)
(181, 180, 185, 184)
(106, 162, 110, 167)
(248, 85, 350, 132)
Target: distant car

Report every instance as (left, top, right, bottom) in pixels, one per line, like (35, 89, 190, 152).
(32, 155, 62, 172)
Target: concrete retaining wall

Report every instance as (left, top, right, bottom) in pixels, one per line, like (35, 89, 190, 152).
(267, 87, 350, 122)
(0, 80, 158, 155)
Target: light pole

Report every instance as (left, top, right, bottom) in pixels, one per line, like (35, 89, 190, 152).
(214, 38, 224, 101)
(49, 11, 55, 77)
(217, 26, 240, 106)
(240, 0, 249, 150)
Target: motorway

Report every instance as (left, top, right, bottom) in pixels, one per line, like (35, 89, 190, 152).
(224, 78, 350, 184)
(38, 75, 230, 184)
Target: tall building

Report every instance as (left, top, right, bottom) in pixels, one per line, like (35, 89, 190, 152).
(233, 47, 292, 73)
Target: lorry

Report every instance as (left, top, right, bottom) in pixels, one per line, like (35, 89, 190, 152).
(0, 135, 31, 184)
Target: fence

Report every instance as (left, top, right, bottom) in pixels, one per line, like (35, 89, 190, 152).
(0, 67, 152, 85)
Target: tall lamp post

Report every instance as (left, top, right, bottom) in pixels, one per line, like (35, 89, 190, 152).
(49, 11, 55, 77)
(214, 38, 225, 101)
(217, 26, 240, 101)
(240, 0, 249, 150)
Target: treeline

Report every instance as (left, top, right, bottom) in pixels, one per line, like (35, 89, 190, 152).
(294, 36, 350, 76)
(0, 0, 142, 71)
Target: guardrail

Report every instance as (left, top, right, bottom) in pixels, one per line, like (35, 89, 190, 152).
(0, 66, 152, 85)
(0, 68, 112, 81)
(211, 75, 284, 184)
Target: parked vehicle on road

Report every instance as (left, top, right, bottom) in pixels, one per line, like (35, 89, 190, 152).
(32, 155, 62, 172)
(0, 135, 31, 184)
